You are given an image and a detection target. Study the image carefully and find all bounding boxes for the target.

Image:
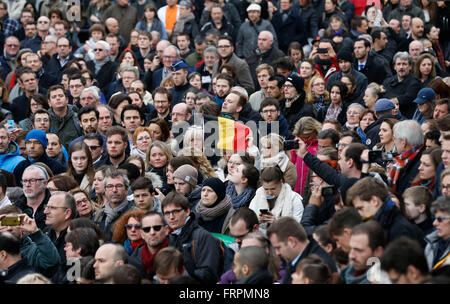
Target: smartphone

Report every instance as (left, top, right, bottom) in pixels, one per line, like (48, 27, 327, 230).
(7, 120, 15, 130)
(283, 140, 299, 151)
(260, 209, 269, 214)
(321, 185, 337, 197)
(368, 150, 382, 163)
(1, 216, 21, 226)
(317, 48, 328, 54)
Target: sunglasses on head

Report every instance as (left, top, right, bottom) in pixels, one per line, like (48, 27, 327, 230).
(141, 225, 163, 233)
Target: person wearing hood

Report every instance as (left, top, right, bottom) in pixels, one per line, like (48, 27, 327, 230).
(172, 164, 202, 211)
(0, 124, 25, 173)
(13, 129, 66, 187)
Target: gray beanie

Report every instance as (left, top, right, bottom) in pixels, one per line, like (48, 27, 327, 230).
(173, 164, 198, 187)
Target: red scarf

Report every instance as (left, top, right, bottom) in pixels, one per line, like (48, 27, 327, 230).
(130, 239, 144, 250)
(141, 237, 169, 274)
(433, 41, 446, 72)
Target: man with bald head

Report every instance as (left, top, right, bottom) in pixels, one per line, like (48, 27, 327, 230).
(409, 40, 424, 63)
(102, 0, 138, 43)
(93, 243, 128, 284)
(86, 41, 118, 95)
(398, 17, 425, 52)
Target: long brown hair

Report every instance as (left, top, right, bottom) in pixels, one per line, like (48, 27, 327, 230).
(67, 141, 95, 188)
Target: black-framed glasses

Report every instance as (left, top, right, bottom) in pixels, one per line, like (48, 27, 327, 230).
(141, 225, 163, 233)
(431, 215, 450, 223)
(124, 224, 141, 230)
(105, 184, 125, 190)
(163, 209, 184, 217)
(22, 178, 44, 185)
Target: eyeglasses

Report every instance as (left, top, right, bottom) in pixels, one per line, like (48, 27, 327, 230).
(87, 145, 101, 150)
(347, 111, 360, 115)
(283, 84, 294, 88)
(261, 109, 277, 114)
(441, 184, 450, 191)
(124, 224, 141, 230)
(105, 184, 125, 190)
(94, 48, 105, 52)
(228, 161, 241, 166)
(38, 21, 49, 24)
(231, 229, 250, 240)
(45, 205, 68, 211)
(22, 178, 44, 185)
(58, 45, 70, 48)
(163, 209, 184, 217)
(75, 198, 90, 206)
(162, 55, 176, 59)
(336, 143, 349, 148)
(431, 215, 450, 223)
(6, 44, 19, 48)
(141, 225, 163, 233)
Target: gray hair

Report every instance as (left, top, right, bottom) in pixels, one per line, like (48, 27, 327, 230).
(203, 45, 218, 56)
(96, 103, 114, 119)
(23, 165, 49, 181)
(82, 86, 100, 100)
(150, 30, 161, 40)
(430, 196, 450, 216)
(393, 120, 424, 147)
(120, 66, 139, 78)
(393, 51, 413, 65)
(103, 170, 130, 189)
(45, 35, 57, 43)
(347, 103, 364, 112)
(242, 231, 270, 249)
(165, 44, 180, 58)
(96, 40, 110, 51)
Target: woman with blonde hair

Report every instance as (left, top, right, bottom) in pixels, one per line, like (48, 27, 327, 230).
(145, 140, 172, 190)
(183, 125, 204, 151)
(306, 74, 330, 115)
(260, 133, 297, 189)
(290, 116, 322, 195)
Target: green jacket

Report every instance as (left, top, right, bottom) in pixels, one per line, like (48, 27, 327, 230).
(20, 229, 61, 272)
(49, 105, 81, 149)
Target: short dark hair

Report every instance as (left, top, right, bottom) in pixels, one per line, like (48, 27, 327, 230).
(53, 191, 77, 220)
(32, 109, 50, 124)
(229, 207, 258, 230)
(152, 87, 173, 104)
(162, 191, 190, 211)
(328, 207, 363, 236)
(218, 35, 233, 45)
(83, 133, 104, 147)
(260, 98, 280, 112)
(272, 56, 294, 72)
(105, 126, 128, 143)
(318, 129, 340, 147)
(267, 217, 308, 243)
(371, 28, 386, 41)
(47, 84, 68, 100)
(268, 75, 286, 88)
(65, 227, 100, 257)
(68, 73, 86, 86)
(355, 37, 371, 48)
(351, 220, 386, 251)
(112, 264, 142, 284)
(120, 104, 144, 123)
(78, 105, 99, 120)
(215, 73, 233, 87)
(130, 176, 154, 194)
(199, 101, 221, 116)
(351, 15, 367, 30)
(0, 232, 20, 256)
(344, 143, 366, 171)
(346, 177, 388, 206)
(341, 130, 361, 144)
(261, 166, 284, 184)
(169, 156, 194, 171)
(154, 247, 185, 275)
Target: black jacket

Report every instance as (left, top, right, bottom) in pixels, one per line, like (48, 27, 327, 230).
(43, 227, 68, 266)
(382, 72, 422, 119)
(292, 3, 319, 39)
(169, 212, 223, 283)
(86, 59, 119, 96)
(1, 258, 35, 284)
(45, 54, 76, 80)
(316, 102, 348, 126)
(238, 103, 262, 125)
(353, 53, 392, 86)
(282, 237, 337, 284)
(247, 46, 285, 90)
(170, 82, 193, 106)
(390, 145, 424, 195)
(280, 94, 315, 131)
(301, 198, 337, 236)
(14, 154, 67, 187)
(13, 190, 51, 231)
(238, 269, 273, 284)
(271, 9, 306, 52)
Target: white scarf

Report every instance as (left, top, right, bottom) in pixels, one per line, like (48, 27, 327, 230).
(261, 152, 290, 172)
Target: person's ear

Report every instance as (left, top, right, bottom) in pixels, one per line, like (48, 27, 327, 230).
(370, 195, 382, 209)
(252, 224, 259, 232)
(374, 246, 384, 258)
(343, 227, 352, 239)
(418, 203, 426, 214)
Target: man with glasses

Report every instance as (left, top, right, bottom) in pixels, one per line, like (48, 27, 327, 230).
(46, 36, 75, 80)
(161, 191, 224, 283)
(32, 109, 51, 132)
(22, 16, 50, 52)
(43, 191, 76, 266)
(151, 87, 173, 127)
(83, 133, 106, 169)
(259, 97, 290, 138)
(93, 171, 137, 241)
(228, 207, 260, 250)
(14, 129, 66, 186)
(106, 66, 139, 101)
(86, 40, 118, 96)
(336, 130, 361, 160)
(128, 211, 169, 280)
(68, 73, 87, 108)
(151, 45, 181, 91)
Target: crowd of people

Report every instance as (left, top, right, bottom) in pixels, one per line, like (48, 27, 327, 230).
(0, 0, 449, 285)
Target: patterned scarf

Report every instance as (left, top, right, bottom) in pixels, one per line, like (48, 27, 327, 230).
(195, 195, 231, 221)
(226, 183, 255, 209)
(325, 104, 342, 121)
(388, 145, 423, 190)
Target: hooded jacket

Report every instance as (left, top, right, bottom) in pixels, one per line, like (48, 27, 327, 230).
(48, 105, 82, 149)
(424, 230, 450, 271)
(0, 141, 25, 173)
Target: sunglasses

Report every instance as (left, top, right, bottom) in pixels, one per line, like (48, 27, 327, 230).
(431, 216, 450, 223)
(124, 224, 141, 230)
(141, 225, 163, 233)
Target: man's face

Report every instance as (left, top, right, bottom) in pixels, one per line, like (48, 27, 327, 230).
(348, 233, 373, 272)
(266, 80, 282, 99)
(248, 10, 261, 23)
(394, 59, 411, 78)
(173, 178, 192, 195)
(105, 37, 119, 56)
(122, 109, 142, 134)
(44, 193, 69, 229)
(33, 113, 50, 132)
(4, 37, 20, 57)
(257, 32, 273, 52)
(257, 69, 270, 89)
(121, 71, 136, 90)
(171, 104, 189, 124)
(377, 32, 388, 49)
(138, 34, 151, 50)
(54, 24, 66, 38)
(222, 93, 242, 115)
(434, 104, 448, 120)
(163, 203, 190, 230)
(280, 0, 292, 10)
(403, 197, 423, 221)
(104, 176, 128, 205)
(69, 78, 84, 98)
(332, 230, 351, 253)
(140, 214, 168, 248)
(46, 133, 62, 158)
(133, 189, 154, 210)
(402, 15, 411, 31)
(337, 138, 352, 160)
(176, 35, 189, 51)
(80, 91, 98, 107)
(130, 82, 145, 97)
(26, 138, 44, 159)
(93, 245, 120, 282)
(354, 41, 368, 60)
(84, 139, 103, 161)
(261, 105, 280, 123)
(318, 138, 333, 150)
(172, 69, 188, 86)
(18, 139, 27, 158)
(24, 24, 37, 38)
(352, 196, 380, 220)
(49, 88, 68, 111)
(211, 7, 223, 23)
(26, 55, 42, 73)
(283, 81, 298, 99)
(106, 134, 127, 159)
(433, 210, 450, 240)
(229, 219, 251, 248)
(97, 106, 113, 134)
(22, 169, 47, 199)
(80, 111, 98, 134)
(20, 11, 33, 25)
(409, 42, 423, 61)
(217, 39, 234, 58)
(358, 19, 369, 34)
(94, 43, 108, 62)
(162, 48, 177, 69)
(215, 79, 231, 98)
(20, 72, 38, 93)
(441, 139, 450, 169)
(338, 60, 352, 74)
(0, 129, 9, 154)
(106, 20, 119, 34)
(269, 234, 296, 262)
(389, 19, 401, 33)
(37, 17, 50, 32)
(411, 18, 424, 38)
(154, 93, 170, 115)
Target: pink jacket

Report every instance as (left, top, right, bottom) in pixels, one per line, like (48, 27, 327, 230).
(290, 140, 319, 195)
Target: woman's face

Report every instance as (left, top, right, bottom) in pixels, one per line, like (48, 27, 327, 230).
(367, 7, 377, 20)
(149, 123, 163, 141)
(418, 102, 430, 114)
(325, 0, 335, 12)
(125, 217, 142, 242)
(419, 58, 433, 77)
(201, 186, 219, 207)
(189, 75, 202, 89)
(229, 164, 245, 185)
(30, 98, 44, 113)
(144, 8, 155, 20)
(129, 92, 143, 108)
(93, 171, 105, 194)
(47, 181, 58, 195)
(312, 78, 325, 96)
(378, 122, 393, 145)
(427, 26, 440, 40)
(290, 49, 302, 63)
(347, 107, 361, 125)
(149, 146, 168, 168)
(391, 98, 400, 116)
(360, 113, 375, 130)
(261, 140, 278, 159)
(300, 62, 313, 79)
(123, 52, 135, 65)
(166, 164, 174, 184)
(363, 89, 377, 109)
(227, 154, 242, 175)
(330, 86, 342, 104)
(136, 131, 151, 153)
(341, 77, 354, 94)
(418, 154, 435, 180)
(185, 92, 196, 108)
(91, 31, 103, 42)
(144, 58, 152, 72)
(73, 192, 92, 217)
(189, 135, 203, 151)
(330, 18, 341, 31)
(71, 150, 88, 174)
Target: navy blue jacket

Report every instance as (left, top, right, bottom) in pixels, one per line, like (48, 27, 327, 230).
(271, 9, 306, 52)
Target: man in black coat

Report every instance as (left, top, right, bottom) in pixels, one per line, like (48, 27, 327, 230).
(86, 40, 118, 97)
(0, 232, 34, 284)
(44, 37, 75, 81)
(271, 0, 306, 53)
(268, 217, 337, 284)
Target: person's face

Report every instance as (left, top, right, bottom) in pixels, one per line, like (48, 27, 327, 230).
(134, 188, 154, 210)
(403, 196, 422, 222)
(378, 122, 393, 145)
(352, 196, 379, 220)
(73, 192, 93, 217)
(256, 69, 270, 89)
(0, 129, 10, 153)
(227, 154, 243, 175)
(317, 138, 333, 150)
(130, 82, 145, 97)
(97, 106, 113, 133)
(228, 163, 245, 185)
(90, 30, 103, 42)
(377, 32, 388, 49)
(229, 219, 252, 248)
(140, 214, 168, 249)
(173, 178, 192, 195)
(144, 8, 156, 20)
(37, 17, 50, 32)
(262, 180, 282, 199)
(71, 149, 88, 174)
(149, 146, 167, 168)
(419, 58, 433, 77)
(341, 77, 354, 95)
(57, 38, 72, 58)
(80, 91, 97, 107)
(93, 245, 120, 282)
(121, 52, 134, 66)
(394, 59, 411, 78)
(26, 138, 44, 159)
(84, 138, 103, 161)
(330, 86, 342, 104)
(93, 171, 105, 195)
(215, 79, 231, 98)
(125, 217, 142, 242)
(54, 24, 66, 38)
(363, 89, 377, 109)
(20, 11, 33, 25)
(163, 203, 190, 230)
(171, 104, 189, 123)
(283, 81, 299, 99)
(172, 69, 188, 86)
(261, 105, 280, 123)
(61, 74, 69, 90)
(358, 19, 369, 34)
(418, 154, 435, 180)
(330, 17, 342, 31)
(22, 169, 47, 198)
(104, 176, 128, 205)
(20, 72, 38, 93)
(269, 234, 296, 262)
(94, 43, 108, 62)
(348, 233, 373, 272)
(353, 41, 368, 60)
(261, 140, 277, 158)
(137, 35, 151, 51)
(149, 123, 163, 141)
(360, 113, 375, 130)
(4, 38, 20, 56)
(49, 88, 68, 112)
(135, 131, 151, 153)
(217, 39, 234, 58)
(324, 0, 335, 11)
(184, 92, 196, 108)
(433, 210, 450, 240)
(122, 71, 137, 90)
(44, 194, 70, 229)
(434, 104, 448, 120)
(69, 79, 84, 98)
(45, 133, 61, 158)
(441, 140, 450, 169)
(409, 42, 423, 61)
(204, 51, 217, 69)
(211, 7, 223, 22)
(201, 186, 219, 206)
(154, 93, 170, 115)
(64, 242, 81, 260)
(402, 15, 411, 31)
(427, 26, 440, 41)
(389, 19, 401, 32)
(338, 60, 352, 74)
(24, 24, 37, 38)
(442, 175, 450, 196)
(299, 62, 313, 79)
(257, 33, 273, 52)
(26, 55, 42, 72)
(107, 134, 127, 159)
(122, 109, 142, 134)
(162, 48, 177, 69)
(337, 137, 352, 160)
(411, 19, 424, 38)
(266, 80, 282, 99)
(312, 78, 325, 96)
(222, 93, 242, 115)
(176, 35, 189, 51)
(318, 42, 332, 60)
(18, 139, 27, 158)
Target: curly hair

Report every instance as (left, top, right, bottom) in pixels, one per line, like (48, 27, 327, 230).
(111, 209, 147, 244)
(177, 146, 218, 178)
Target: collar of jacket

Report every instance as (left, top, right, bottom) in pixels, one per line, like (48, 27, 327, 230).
(389, 72, 414, 86)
